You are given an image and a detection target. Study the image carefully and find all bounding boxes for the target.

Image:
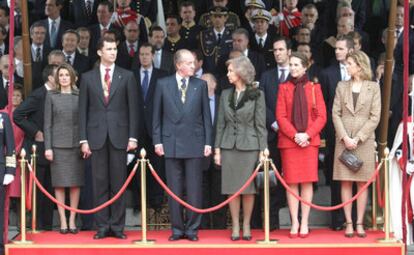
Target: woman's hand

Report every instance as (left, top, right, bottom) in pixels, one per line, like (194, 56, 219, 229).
(294, 133, 310, 147)
(45, 149, 53, 161)
(214, 152, 221, 166)
(343, 136, 358, 150)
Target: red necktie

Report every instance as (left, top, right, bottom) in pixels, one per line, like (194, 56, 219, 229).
(104, 68, 111, 103)
(129, 44, 135, 57)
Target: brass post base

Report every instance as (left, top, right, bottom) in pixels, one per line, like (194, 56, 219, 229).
(12, 240, 33, 245)
(30, 230, 42, 234)
(256, 239, 278, 244)
(377, 238, 398, 243)
(132, 239, 156, 245)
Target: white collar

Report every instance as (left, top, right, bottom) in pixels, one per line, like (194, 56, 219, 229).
(48, 16, 61, 24)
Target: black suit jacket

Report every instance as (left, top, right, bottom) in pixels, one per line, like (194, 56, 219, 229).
(160, 50, 175, 74)
(116, 41, 139, 69)
(0, 75, 23, 109)
(72, 51, 92, 78)
(259, 67, 287, 142)
(248, 50, 266, 80)
(79, 66, 139, 150)
(69, 0, 99, 28)
(13, 86, 49, 165)
(132, 67, 168, 137)
(319, 62, 341, 143)
(40, 18, 74, 49)
(152, 75, 212, 158)
(0, 112, 15, 183)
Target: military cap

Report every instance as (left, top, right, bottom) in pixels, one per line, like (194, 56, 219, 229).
(245, 0, 266, 9)
(209, 6, 229, 15)
(251, 9, 272, 22)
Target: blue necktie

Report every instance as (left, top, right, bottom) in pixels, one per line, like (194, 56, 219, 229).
(50, 20, 57, 48)
(142, 70, 149, 99)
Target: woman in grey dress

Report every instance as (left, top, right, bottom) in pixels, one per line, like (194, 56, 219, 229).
(44, 63, 84, 234)
(214, 56, 267, 241)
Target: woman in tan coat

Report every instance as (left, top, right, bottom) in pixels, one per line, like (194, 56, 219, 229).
(332, 50, 381, 238)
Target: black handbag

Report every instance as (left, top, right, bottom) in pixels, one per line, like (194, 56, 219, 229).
(339, 149, 363, 172)
(255, 170, 277, 189)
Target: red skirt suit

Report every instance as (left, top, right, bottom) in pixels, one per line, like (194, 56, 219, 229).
(276, 81, 327, 184)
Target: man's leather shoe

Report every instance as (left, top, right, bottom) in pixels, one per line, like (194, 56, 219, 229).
(168, 234, 184, 241)
(112, 231, 127, 239)
(93, 231, 108, 239)
(187, 235, 199, 241)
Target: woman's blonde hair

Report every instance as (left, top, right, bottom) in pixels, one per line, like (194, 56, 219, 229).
(54, 63, 78, 92)
(226, 56, 256, 85)
(347, 50, 372, 81)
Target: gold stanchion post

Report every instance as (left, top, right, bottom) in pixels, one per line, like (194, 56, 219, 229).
(31, 145, 39, 233)
(371, 152, 378, 231)
(133, 149, 155, 244)
(13, 149, 33, 244)
(378, 148, 396, 243)
(257, 149, 277, 244)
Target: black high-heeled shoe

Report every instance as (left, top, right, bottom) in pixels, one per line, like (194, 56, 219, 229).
(69, 228, 79, 234)
(356, 223, 366, 238)
(59, 228, 69, 234)
(231, 226, 240, 241)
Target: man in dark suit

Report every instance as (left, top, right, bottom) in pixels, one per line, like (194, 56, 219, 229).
(231, 28, 266, 80)
(88, 1, 117, 63)
(79, 37, 139, 240)
(116, 21, 140, 69)
(61, 30, 91, 80)
(40, 0, 73, 49)
(30, 22, 51, 90)
(131, 43, 167, 210)
(0, 55, 23, 110)
(148, 26, 175, 74)
(319, 34, 354, 231)
(14, 64, 58, 231)
(69, 0, 99, 28)
(179, 1, 205, 51)
(254, 36, 291, 230)
(0, 112, 16, 255)
(199, 73, 227, 230)
(153, 49, 212, 241)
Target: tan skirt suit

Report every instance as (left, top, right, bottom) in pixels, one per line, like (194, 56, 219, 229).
(332, 80, 381, 182)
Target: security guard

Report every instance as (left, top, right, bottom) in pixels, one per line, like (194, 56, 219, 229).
(0, 112, 16, 255)
(198, 0, 240, 31)
(199, 6, 233, 76)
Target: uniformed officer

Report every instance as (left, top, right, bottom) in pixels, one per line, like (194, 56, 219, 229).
(163, 15, 189, 54)
(198, 0, 240, 32)
(249, 8, 277, 69)
(199, 6, 233, 76)
(0, 112, 16, 255)
(179, 1, 205, 50)
(240, 0, 266, 37)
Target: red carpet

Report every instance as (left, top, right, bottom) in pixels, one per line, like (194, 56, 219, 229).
(6, 229, 403, 255)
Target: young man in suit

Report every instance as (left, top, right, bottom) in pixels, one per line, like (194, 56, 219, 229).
(13, 64, 58, 231)
(319, 34, 354, 231)
(40, 0, 73, 49)
(0, 112, 15, 255)
(152, 49, 212, 241)
(254, 36, 291, 230)
(131, 43, 167, 210)
(79, 37, 139, 240)
(69, 0, 99, 28)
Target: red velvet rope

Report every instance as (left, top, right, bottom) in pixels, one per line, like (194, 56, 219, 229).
(147, 162, 262, 214)
(26, 170, 33, 211)
(271, 161, 383, 211)
(376, 173, 384, 208)
(27, 162, 138, 214)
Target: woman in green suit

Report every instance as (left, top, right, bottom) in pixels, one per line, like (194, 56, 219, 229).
(214, 56, 267, 241)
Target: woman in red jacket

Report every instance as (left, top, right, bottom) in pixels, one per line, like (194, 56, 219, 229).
(276, 52, 326, 238)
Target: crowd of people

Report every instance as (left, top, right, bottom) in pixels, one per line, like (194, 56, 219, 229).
(0, 0, 413, 252)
